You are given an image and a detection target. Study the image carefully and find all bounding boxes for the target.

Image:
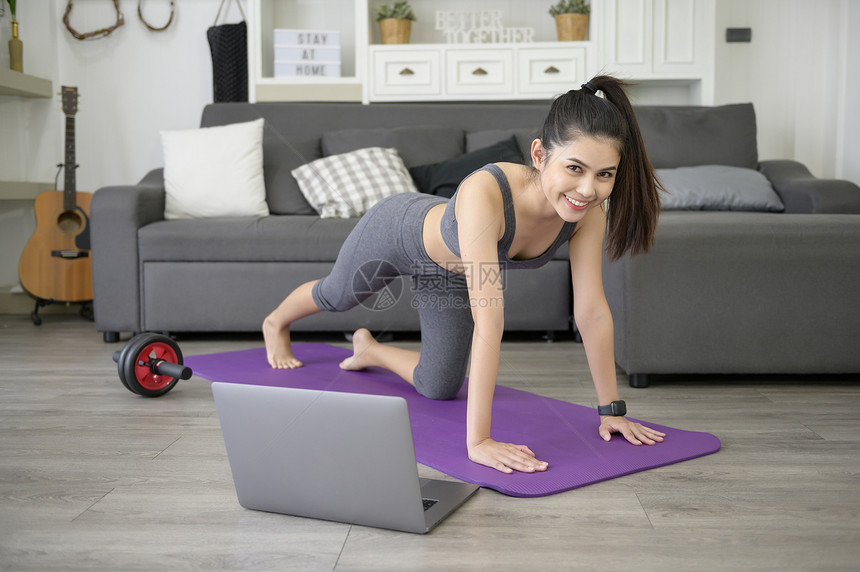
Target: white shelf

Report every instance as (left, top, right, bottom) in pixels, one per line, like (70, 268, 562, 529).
(251, 0, 367, 102)
(254, 78, 363, 102)
(0, 68, 52, 98)
(248, 0, 714, 105)
(0, 181, 53, 200)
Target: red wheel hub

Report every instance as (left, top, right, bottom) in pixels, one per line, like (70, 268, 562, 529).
(134, 342, 179, 391)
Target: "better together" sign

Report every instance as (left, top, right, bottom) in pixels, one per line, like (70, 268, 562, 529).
(435, 10, 535, 44)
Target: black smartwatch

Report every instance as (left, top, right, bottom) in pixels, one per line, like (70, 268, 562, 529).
(597, 400, 627, 416)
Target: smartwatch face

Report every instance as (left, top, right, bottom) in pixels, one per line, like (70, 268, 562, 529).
(600, 401, 626, 416)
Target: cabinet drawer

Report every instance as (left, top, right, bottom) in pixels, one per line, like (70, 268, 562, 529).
(371, 49, 441, 97)
(517, 47, 587, 94)
(445, 49, 513, 96)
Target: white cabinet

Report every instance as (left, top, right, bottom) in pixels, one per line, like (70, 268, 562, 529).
(653, 0, 709, 75)
(598, 0, 714, 102)
(252, 0, 593, 103)
(369, 44, 590, 102)
(445, 49, 514, 97)
(517, 46, 588, 95)
(371, 48, 441, 97)
(602, 0, 653, 75)
(249, 0, 714, 104)
(601, 0, 711, 75)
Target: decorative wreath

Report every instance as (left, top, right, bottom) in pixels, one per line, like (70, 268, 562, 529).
(138, 0, 176, 32)
(63, 0, 125, 41)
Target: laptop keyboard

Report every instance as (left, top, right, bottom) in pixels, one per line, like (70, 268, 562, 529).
(422, 498, 438, 511)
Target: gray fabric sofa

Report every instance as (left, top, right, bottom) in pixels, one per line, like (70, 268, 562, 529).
(90, 101, 860, 385)
(601, 108, 860, 386)
(604, 211, 860, 387)
(91, 102, 568, 340)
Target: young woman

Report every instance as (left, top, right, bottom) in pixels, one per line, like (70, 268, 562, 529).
(263, 75, 666, 475)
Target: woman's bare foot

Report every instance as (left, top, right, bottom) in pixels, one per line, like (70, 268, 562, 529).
(339, 328, 378, 370)
(263, 316, 303, 369)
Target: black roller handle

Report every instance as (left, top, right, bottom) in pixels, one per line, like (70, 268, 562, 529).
(111, 351, 192, 380)
(152, 359, 193, 380)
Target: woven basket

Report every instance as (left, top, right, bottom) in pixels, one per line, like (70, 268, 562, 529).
(555, 14, 588, 41)
(379, 18, 412, 44)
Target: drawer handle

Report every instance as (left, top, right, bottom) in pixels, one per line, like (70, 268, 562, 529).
(472, 67, 488, 76)
(399, 67, 415, 76)
(544, 66, 561, 74)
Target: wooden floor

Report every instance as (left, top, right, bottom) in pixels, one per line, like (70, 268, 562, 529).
(1, 315, 859, 571)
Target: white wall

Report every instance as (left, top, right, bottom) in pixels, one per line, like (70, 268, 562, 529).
(837, 0, 860, 187)
(0, 0, 243, 289)
(1, 0, 245, 192)
(714, 0, 859, 183)
(0, 0, 58, 186)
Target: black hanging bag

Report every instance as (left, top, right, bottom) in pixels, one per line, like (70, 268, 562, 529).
(207, 0, 248, 102)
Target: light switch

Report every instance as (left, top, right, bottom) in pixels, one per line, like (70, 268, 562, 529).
(726, 28, 752, 42)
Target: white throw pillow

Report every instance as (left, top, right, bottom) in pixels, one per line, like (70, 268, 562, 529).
(161, 118, 269, 220)
(291, 147, 418, 218)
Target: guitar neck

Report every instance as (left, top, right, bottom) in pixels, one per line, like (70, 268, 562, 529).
(63, 114, 76, 211)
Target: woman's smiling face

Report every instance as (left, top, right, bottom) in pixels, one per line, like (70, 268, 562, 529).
(531, 135, 621, 222)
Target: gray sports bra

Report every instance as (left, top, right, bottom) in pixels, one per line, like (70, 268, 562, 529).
(440, 164, 577, 270)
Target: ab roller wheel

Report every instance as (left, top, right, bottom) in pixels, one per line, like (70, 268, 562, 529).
(113, 333, 192, 397)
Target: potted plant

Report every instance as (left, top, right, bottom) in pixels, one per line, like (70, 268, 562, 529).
(375, 1, 416, 45)
(6, 0, 22, 72)
(549, 0, 590, 42)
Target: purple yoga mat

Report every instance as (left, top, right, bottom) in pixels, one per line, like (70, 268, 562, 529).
(186, 343, 720, 497)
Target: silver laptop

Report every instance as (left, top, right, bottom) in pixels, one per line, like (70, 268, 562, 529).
(211, 382, 479, 534)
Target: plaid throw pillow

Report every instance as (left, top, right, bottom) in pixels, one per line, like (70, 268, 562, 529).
(291, 147, 418, 218)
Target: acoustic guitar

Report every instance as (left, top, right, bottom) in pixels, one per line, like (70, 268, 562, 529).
(18, 86, 93, 307)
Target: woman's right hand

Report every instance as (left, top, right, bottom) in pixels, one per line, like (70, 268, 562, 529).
(467, 438, 549, 474)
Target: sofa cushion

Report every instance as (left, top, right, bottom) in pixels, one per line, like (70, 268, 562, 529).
(466, 128, 538, 163)
(161, 118, 269, 220)
(409, 136, 524, 198)
(321, 126, 464, 167)
(263, 136, 320, 215)
(635, 103, 758, 170)
(658, 165, 784, 212)
(138, 216, 360, 262)
(292, 147, 418, 218)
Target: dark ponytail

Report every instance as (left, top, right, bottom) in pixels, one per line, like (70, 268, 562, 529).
(538, 75, 661, 260)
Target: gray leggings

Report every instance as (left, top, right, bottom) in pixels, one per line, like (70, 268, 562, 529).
(312, 193, 474, 400)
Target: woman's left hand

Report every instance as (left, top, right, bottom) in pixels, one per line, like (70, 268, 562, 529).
(598, 416, 666, 445)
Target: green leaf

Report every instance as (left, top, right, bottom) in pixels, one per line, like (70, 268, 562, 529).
(548, 0, 590, 17)
(375, 1, 416, 22)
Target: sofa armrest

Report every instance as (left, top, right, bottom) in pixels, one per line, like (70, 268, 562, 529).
(759, 160, 860, 214)
(90, 172, 166, 335)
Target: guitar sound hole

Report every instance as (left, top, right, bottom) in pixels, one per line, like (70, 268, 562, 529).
(57, 210, 83, 234)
